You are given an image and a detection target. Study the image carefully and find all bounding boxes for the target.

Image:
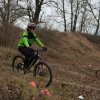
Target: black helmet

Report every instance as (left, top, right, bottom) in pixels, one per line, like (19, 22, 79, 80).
(27, 22, 36, 28)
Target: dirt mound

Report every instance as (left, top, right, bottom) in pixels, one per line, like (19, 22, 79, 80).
(0, 31, 100, 100)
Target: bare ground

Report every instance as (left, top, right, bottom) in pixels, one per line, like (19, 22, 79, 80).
(0, 33, 100, 100)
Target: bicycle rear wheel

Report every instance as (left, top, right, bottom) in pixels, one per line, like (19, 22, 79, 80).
(96, 70, 100, 78)
(12, 55, 24, 72)
(34, 62, 52, 88)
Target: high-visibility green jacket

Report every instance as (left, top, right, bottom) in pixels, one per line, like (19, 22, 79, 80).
(18, 31, 44, 48)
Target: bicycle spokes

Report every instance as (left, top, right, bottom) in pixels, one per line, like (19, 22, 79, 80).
(12, 56, 24, 72)
(96, 70, 100, 78)
(12, 55, 52, 87)
(34, 63, 52, 88)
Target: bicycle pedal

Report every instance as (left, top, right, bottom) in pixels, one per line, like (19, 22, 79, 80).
(23, 69, 31, 74)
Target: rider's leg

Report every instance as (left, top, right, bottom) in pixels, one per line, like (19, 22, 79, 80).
(26, 48, 35, 66)
(18, 47, 35, 69)
(24, 56, 30, 69)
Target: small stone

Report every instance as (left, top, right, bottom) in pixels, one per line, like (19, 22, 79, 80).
(78, 95, 84, 99)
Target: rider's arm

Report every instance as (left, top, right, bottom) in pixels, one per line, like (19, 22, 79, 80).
(22, 31, 30, 48)
(34, 33, 44, 47)
(35, 37, 44, 47)
(23, 37, 30, 48)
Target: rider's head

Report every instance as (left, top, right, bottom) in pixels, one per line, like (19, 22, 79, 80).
(27, 22, 36, 32)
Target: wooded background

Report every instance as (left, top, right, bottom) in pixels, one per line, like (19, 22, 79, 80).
(0, 0, 99, 35)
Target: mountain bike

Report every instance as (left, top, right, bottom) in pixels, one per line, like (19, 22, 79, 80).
(12, 49, 52, 87)
(96, 70, 100, 78)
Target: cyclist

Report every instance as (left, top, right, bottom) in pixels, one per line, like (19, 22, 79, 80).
(18, 22, 47, 73)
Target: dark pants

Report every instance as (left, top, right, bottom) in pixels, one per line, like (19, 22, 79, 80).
(18, 47, 35, 69)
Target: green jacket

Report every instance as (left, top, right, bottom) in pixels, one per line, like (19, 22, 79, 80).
(18, 31, 44, 48)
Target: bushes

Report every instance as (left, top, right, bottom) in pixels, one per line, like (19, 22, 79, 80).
(0, 24, 22, 48)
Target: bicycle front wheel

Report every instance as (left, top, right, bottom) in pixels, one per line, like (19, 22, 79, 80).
(96, 70, 100, 78)
(34, 62, 52, 88)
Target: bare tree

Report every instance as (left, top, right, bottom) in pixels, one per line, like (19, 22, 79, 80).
(47, 0, 67, 32)
(62, 0, 67, 32)
(0, 0, 26, 25)
(79, 1, 88, 32)
(69, 0, 86, 32)
(86, 0, 100, 35)
(22, 0, 46, 24)
(0, 0, 47, 25)
(72, 0, 80, 32)
(70, 0, 73, 31)
(79, 7, 87, 32)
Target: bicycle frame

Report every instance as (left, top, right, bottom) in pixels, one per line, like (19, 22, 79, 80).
(12, 49, 52, 87)
(28, 50, 41, 69)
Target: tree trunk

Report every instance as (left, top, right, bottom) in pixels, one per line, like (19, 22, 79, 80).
(80, 7, 86, 32)
(95, 11, 100, 36)
(94, 22, 99, 36)
(72, 1, 79, 32)
(62, 0, 67, 32)
(33, 0, 44, 23)
(70, 0, 73, 31)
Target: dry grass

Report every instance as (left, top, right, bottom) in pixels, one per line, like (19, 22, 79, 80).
(0, 27, 100, 99)
(0, 24, 22, 48)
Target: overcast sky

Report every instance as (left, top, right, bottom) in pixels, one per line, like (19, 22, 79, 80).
(15, 0, 100, 32)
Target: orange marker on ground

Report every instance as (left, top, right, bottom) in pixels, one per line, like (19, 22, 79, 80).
(29, 81, 36, 87)
(41, 89, 51, 96)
